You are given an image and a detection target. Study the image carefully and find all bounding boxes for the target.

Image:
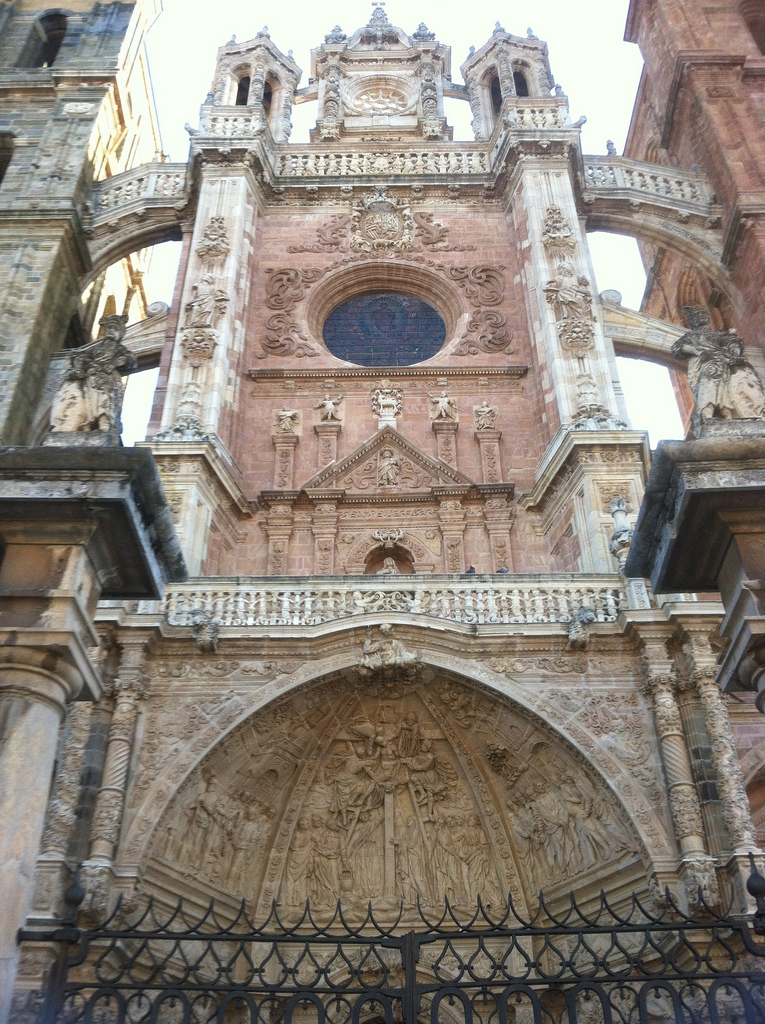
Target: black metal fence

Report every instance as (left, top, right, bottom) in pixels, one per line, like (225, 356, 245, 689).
(19, 862, 765, 1024)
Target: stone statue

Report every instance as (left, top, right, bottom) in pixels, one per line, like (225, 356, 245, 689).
(183, 272, 229, 330)
(315, 394, 343, 421)
(377, 556, 399, 575)
(671, 306, 765, 432)
(358, 623, 420, 675)
(429, 390, 457, 421)
(473, 400, 498, 431)
(49, 314, 136, 439)
(276, 407, 299, 433)
(567, 606, 597, 650)
(377, 447, 401, 487)
(544, 261, 593, 320)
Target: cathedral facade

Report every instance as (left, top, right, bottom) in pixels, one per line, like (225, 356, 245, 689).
(3, 0, 765, 1021)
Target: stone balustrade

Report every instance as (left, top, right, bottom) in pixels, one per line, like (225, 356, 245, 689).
(582, 157, 716, 210)
(272, 148, 492, 177)
(90, 162, 187, 220)
(163, 573, 624, 629)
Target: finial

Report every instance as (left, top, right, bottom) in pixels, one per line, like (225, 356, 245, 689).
(256, 25, 269, 37)
(554, 84, 564, 97)
(606, 139, 618, 156)
(469, 44, 475, 55)
(227, 34, 236, 44)
(527, 27, 538, 38)
(324, 25, 347, 44)
(494, 21, 505, 32)
(288, 50, 293, 59)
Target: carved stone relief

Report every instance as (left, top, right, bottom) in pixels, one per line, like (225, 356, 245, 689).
(288, 214, 350, 254)
(351, 188, 413, 253)
(413, 212, 477, 252)
(438, 266, 513, 355)
(544, 261, 595, 353)
(541, 204, 576, 255)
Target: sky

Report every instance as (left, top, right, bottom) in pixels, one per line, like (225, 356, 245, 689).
(121, 0, 685, 447)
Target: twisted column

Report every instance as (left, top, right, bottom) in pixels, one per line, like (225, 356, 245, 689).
(685, 637, 758, 853)
(88, 637, 149, 864)
(644, 663, 707, 858)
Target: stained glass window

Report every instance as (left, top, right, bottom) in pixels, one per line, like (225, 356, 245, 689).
(322, 292, 446, 366)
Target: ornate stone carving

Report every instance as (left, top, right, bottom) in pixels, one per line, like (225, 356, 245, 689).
(48, 316, 136, 440)
(372, 387, 403, 426)
(682, 855, 720, 910)
(437, 266, 512, 356)
(195, 216, 230, 268)
(541, 204, 577, 255)
(288, 214, 350, 253)
(351, 187, 413, 252)
(429, 390, 457, 421)
(567, 606, 597, 650)
(264, 268, 324, 312)
(413, 212, 476, 252)
(274, 408, 300, 433)
(191, 610, 219, 653)
(608, 497, 633, 572)
(671, 306, 765, 434)
(261, 314, 319, 359)
(357, 624, 421, 677)
(545, 261, 595, 352)
(183, 273, 229, 331)
(324, 25, 347, 44)
(474, 400, 498, 431)
(315, 394, 344, 421)
(372, 528, 403, 549)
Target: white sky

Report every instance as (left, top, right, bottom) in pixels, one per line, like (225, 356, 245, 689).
(122, 0, 685, 447)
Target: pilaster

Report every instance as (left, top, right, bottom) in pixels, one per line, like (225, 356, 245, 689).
(314, 422, 342, 469)
(432, 419, 458, 468)
(474, 429, 503, 484)
(272, 433, 299, 490)
(438, 497, 467, 572)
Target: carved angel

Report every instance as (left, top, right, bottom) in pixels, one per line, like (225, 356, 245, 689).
(429, 390, 457, 421)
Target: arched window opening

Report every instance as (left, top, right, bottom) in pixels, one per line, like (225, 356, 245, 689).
(0, 134, 13, 189)
(489, 75, 502, 116)
(323, 291, 447, 366)
(513, 70, 529, 97)
(235, 76, 250, 106)
(742, 0, 765, 53)
(262, 80, 273, 118)
(17, 13, 68, 68)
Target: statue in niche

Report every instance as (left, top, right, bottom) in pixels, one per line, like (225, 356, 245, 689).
(315, 394, 343, 421)
(544, 261, 593, 321)
(429, 390, 457, 421)
(474, 400, 498, 431)
(671, 306, 765, 430)
(377, 447, 401, 487)
(49, 314, 136, 437)
(377, 556, 399, 575)
(183, 272, 229, 329)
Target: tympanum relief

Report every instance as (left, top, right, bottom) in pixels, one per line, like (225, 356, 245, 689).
(147, 675, 642, 915)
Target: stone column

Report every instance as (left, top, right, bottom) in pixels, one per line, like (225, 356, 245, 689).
(438, 499, 467, 572)
(312, 502, 338, 575)
(474, 429, 503, 483)
(0, 652, 83, 1024)
(684, 634, 758, 854)
(432, 420, 458, 468)
(315, 422, 341, 469)
(483, 497, 515, 572)
(272, 433, 299, 490)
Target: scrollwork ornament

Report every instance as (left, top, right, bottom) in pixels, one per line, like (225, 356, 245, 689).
(668, 785, 705, 840)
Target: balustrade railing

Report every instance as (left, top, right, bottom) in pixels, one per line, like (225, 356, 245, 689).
(163, 574, 624, 629)
(582, 156, 716, 209)
(91, 162, 187, 219)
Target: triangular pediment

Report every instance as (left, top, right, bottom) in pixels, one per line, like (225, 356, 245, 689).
(301, 426, 474, 494)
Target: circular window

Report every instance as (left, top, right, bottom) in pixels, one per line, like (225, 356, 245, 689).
(322, 292, 446, 366)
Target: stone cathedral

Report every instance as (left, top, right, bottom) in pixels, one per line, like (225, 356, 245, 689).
(4, 1, 765, 1022)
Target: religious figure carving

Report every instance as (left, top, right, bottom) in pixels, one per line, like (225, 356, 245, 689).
(315, 394, 344, 421)
(474, 400, 498, 431)
(428, 390, 457, 421)
(358, 623, 420, 676)
(190, 609, 219, 653)
(544, 261, 593, 321)
(608, 497, 633, 572)
(377, 556, 399, 575)
(276, 407, 299, 433)
(183, 272, 229, 329)
(671, 306, 765, 432)
(567, 606, 597, 650)
(377, 447, 401, 487)
(372, 387, 403, 422)
(49, 315, 136, 438)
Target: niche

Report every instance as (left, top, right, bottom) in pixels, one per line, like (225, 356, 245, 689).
(489, 74, 502, 116)
(263, 80, 273, 118)
(17, 12, 68, 68)
(0, 134, 12, 188)
(513, 70, 529, 97)
(235, 76, 251, 106)
(364, 546, 415, 575)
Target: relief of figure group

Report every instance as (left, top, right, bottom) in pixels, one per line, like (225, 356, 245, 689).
(281, 709, 504, 908)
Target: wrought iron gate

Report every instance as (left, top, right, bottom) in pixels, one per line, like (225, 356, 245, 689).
(19, 864, 765, 1024)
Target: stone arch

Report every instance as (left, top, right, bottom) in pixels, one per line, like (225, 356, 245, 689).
(345, 531, 435, 574)
(123, 645, 664, 918)
(584, 208, 739, 312)
(86, 213, 183, 285)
